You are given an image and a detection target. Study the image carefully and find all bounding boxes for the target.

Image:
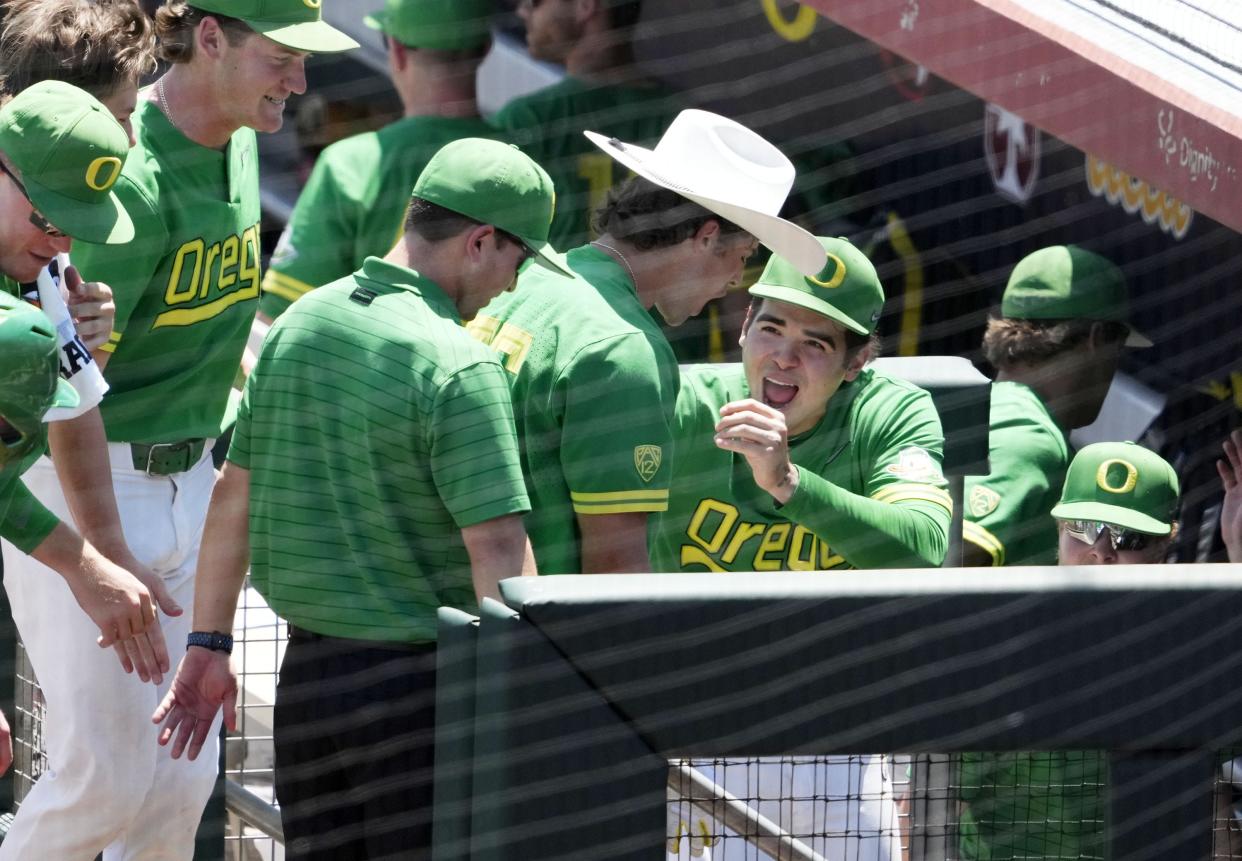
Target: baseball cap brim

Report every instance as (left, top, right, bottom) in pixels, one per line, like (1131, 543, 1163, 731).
(24, 176, 133, 245)
(521, 237, 572, 278)
(747, 282, 870, 335)
(50, 377, 80, 411)
(583, 131, 827, 277)
(248, 19, 359, 53)
(1050, 500, 1172, 536)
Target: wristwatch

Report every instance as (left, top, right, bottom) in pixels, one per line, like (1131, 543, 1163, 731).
(186, 630, 234, 655)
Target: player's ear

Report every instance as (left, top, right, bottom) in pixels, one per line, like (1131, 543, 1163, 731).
(738, 299, 760, 348)
(693, 218, 721, 253)
(462, 223, 495, 266)
(197, 15, 227, 60)
(842, 341, 873, 381)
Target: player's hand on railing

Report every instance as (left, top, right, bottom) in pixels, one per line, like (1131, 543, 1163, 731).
(62, 265, 115, 351)
(153, 646, 238, 761)
(666, 808, 717, 858)
(714, 398, 799, 504)
(1218, 428, 1242, 563)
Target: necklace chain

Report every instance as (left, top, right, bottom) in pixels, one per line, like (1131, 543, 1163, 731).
(591, 240, 637, 287)
(157, 78, 180, 134)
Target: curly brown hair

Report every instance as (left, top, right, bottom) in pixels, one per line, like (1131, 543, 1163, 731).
(154, 1, 251, 65)
(591, 175, 747, 251)
(0, 0, 156, 99)
(982, 317, 1128, 369)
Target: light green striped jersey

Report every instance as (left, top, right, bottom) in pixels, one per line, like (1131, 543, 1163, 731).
(650, 364, 952, 571)
(260, 115, 498, 319)
(229, 257, 530, 643)
(470, 245, 678, 574)
(962, 382, 1070, 566)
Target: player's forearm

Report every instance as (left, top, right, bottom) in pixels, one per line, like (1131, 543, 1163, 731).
(578, 511, 653, 574)
(45, 408, 130, 559)
(463, 514, 536, 602)
(782, 467, 949, 568)
(192, 462, 252, 634)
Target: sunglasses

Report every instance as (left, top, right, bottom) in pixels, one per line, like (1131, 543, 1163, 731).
(0, 160, 68, 239)
(1061, 519, 1158, 553)
(497, 229, 536, 273)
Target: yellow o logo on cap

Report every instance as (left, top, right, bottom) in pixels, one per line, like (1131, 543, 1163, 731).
(1096, 459, 1139, 494)
(302, 0, 321, 8)
(762, 0, 817, 42)
(806, 253, 847, 289)
(84, 156, 123, 192)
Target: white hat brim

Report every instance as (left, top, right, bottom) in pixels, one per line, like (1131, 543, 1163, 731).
(584, 131, 826, 276)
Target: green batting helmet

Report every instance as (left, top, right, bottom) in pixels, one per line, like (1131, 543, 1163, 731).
(0, 293, 78, 470)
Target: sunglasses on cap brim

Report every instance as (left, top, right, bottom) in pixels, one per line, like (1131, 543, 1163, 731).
(1061, 519, 1158, 553)
(0, 160, 68, 239)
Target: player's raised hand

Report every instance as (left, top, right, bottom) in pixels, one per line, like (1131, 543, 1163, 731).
(61, 263, 116, 351)
(153, 647, 238, 761)
(715, 398, 799, 503)
(1218, 429, 1242, 563)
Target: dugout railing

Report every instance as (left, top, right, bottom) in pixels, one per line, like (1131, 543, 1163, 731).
(433, 568, 1242, 860)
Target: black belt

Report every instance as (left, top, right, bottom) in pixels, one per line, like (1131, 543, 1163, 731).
(287, 624, 436, 653)
(130, 439, 206, 475)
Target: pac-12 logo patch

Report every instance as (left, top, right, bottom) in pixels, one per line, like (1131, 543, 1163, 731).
(969, 486, 1001, 518)
(883, 447, 943, 483)
(634, 445, 662, 482)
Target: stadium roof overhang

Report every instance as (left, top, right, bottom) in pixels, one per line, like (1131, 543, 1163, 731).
(802, 0, 1242, 234)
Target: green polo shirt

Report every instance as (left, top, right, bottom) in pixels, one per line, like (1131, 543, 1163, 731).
(494, 76, 680, 251)
(229, 257, 530, 643)
(650, 364, 953, 571)
(963, 382, 1071, 566)
(73, 95, 262, 443)
(260, 115, 499, 319)
(469, 244, 679, 574)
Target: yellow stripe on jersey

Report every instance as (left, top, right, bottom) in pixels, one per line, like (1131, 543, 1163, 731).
(99, 331, 122, 354)
(262, 270, 315, 304)
(871, 482, 954, 513)
(571, 488, 669, 515)
(963, 521, 1006, 566)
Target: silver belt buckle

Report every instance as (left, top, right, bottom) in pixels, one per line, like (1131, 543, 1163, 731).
(145, 441, 178, 476)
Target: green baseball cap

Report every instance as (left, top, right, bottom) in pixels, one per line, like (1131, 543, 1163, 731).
(748, 236, 884, 335)
(364, 0, 492, 50)
(190, 0, 359, 53)
(0, 81, 133, 244)
(0, 293, 78, 471)
(1051, 441, 1179, 535)
(1001, 245, 1150, 347)
(413, 138, 571, 277)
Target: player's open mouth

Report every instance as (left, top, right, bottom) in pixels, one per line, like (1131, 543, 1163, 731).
(264, 96, 286, 107)
(762, 377, 798, 407)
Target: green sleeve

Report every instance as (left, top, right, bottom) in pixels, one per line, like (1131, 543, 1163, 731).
(225, 361, 255, 470)
(259, 151, 363, 320)
(430, 360, 530, 528)
(558, 335, 676, 515)
(781, 468, 950, 568)
(71, 175, 168, 351)
(0, 476, 59, 554)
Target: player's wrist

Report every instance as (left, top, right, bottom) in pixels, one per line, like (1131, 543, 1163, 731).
(766, 463, 799, 505)
(187, 630, 233, 655)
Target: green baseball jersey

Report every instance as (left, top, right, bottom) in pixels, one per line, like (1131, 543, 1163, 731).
(963, 382, 1071, 566)
(229, 257, 530, 643)
(493, 76, 680, 251)
(469, 244, 678, 574)
(649, 364, 953, 572)
(73, 95, 262, 444)
(260, 115, 498, 319)
(958, 751, 1107, 860)
(0, 445, 58, 554)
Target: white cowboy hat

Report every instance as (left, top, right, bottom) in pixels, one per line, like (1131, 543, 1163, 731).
(584, 109, 826, 276)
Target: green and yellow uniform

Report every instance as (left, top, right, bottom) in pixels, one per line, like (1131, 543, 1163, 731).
(962, 382, 1071, 567)
(650, 364, 953, 572)
(232, 257, 530, 642)
(494, 77, 680, 251)
(470, 244, 677, 574)
(260, 115, 498, 319)
(74, 96, 261, 443)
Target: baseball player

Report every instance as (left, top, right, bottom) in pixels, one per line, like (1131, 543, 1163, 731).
(0, 0, 157, 146)
(959, 441, 1181, 861)
(962, 245, 1149, 567)
(0, 4, 357, 860)
(154, 138, 565, 858)
(260, 0, 499, 322)
(496, 0, 680, 251)
(656, 237, 950, 861)
(470, 108, 826, 575)
(1219, 429, 1242, 564)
